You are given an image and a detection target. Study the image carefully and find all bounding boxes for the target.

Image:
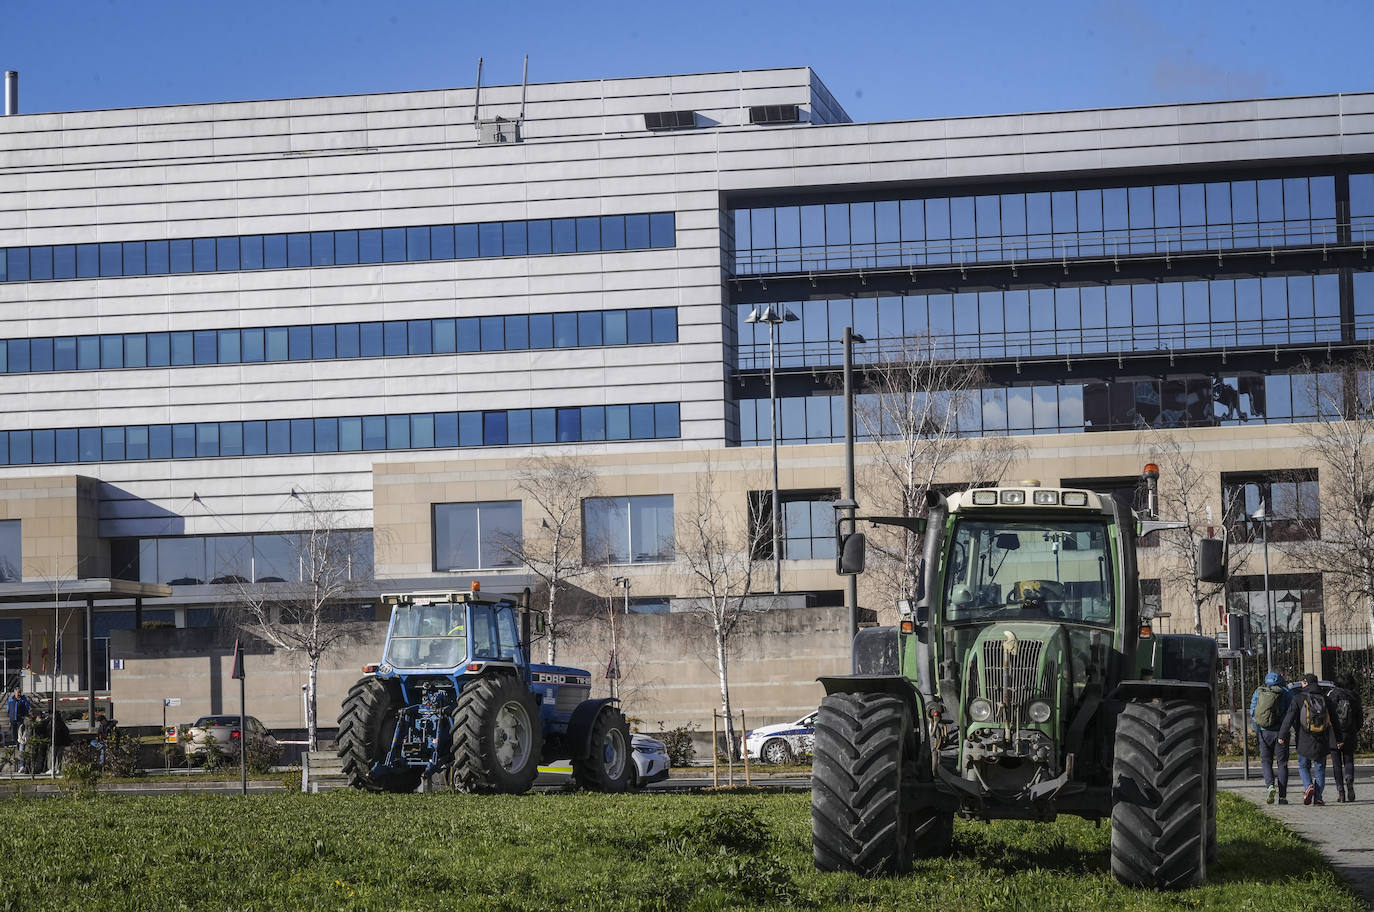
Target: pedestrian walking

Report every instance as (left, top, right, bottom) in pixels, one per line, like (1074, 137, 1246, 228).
(5, 687, 29, 746)
(1326, 673, 1363, 802)
(1250, 671, 1293, 804)
(1279, 673, 1333, 806)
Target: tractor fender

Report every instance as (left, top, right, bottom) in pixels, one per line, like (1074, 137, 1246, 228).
(565, 698, 619, 761)
(1110, 679, 1213, 706)
(818, 675, 928, 724)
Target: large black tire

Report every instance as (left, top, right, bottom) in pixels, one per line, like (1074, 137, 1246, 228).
(1206, 712, 1218, 863)
(812, 692, 916, 876)
(449, 675, 543, 794)
(1111, 699, 1208, 889)
(336, 677, 421, 793)
(573, 706, 632, 793)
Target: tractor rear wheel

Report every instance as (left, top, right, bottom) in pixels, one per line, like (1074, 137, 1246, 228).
(574, 706, 632, 793)
(449, 675, 543, 794)
(336, 677, 421, 793)
(1111, 699, 1208, 889)
(811, 692, 916, 876)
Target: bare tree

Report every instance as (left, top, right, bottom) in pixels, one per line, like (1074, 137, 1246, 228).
(224, 488, 373, 751)
(1137, 430, 1249, 635)
(675, 460, 768, 765)
(1288, 363, 1374, 641)
(502, 453, 600, 664)
(854, 334, 1021, 615)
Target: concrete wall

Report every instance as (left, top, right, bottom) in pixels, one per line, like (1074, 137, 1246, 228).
(107, 605, 847, 735)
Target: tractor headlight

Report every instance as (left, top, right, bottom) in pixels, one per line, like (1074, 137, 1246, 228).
(968, 699, 993, 723)
(1028, 701, 1052, 723)
(378, 663, 393, 675)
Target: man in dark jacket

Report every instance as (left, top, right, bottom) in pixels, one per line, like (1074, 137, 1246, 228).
(1250, 671, 1294, 804)
(1279, 673, 1335, 806)
(5, 687, 30, 745)
(1327, 673, 1363, 802)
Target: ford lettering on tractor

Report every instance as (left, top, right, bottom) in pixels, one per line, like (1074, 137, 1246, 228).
(813, 466, 1224, 889)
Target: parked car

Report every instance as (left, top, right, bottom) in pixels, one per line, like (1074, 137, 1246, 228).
(744, 711, 817, 763)
(630, 733, 670, 787)
(184, 714, 279, 758)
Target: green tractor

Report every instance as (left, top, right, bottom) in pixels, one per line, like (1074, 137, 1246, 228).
(813, 468, 1225, 889)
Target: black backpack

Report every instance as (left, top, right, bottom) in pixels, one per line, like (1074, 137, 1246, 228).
(1328, 687, 1358, 737)
(1301, 692, 1329, 735)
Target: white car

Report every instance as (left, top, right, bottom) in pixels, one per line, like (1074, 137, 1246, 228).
(630, 734, 670, 787)
(745, 711, 817, 764)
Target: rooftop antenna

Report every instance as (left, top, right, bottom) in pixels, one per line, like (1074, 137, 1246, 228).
(519, 55, 528, 123)
(473, 57, 483, 125)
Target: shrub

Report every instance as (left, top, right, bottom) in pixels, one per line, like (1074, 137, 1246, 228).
(655, 722, 698, 767)
(22, 736, 50, 774)
(244, 737, 281, 775)
(62, 740, 103, 793)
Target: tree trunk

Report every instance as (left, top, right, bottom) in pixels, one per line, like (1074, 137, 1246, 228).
(307, 653, 319, 752)
(715, 625, 736, 773)
(546, 580, 558, 665)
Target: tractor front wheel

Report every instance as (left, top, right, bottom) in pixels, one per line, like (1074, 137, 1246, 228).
(1111, 698, 1208, 889)
(574, 706, 632, 793)
(449, 675, 543, 794)
(336, 677, 420, 793)
(811, 692, 916, 876)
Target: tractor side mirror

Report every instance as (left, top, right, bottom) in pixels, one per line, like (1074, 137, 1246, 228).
(837, 532, 867, 575)
(1197, 537, 1227, 583)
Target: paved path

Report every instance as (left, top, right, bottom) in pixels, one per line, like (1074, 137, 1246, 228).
(1223, 770, 1374, 910)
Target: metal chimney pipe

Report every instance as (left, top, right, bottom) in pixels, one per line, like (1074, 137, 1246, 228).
(3, 71, 16, 116)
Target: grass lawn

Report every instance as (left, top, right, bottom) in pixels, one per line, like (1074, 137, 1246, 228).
(0, 790, 1359, 912)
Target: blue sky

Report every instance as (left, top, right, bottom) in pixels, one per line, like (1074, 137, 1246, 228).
(4, 0, 1371, 120)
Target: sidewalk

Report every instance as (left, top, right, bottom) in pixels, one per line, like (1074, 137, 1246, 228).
(1222, 774, 1374, 910)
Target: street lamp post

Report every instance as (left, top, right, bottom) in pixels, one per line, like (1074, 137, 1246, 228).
(1252, 506, 1275, 673)
(842, 327, 867, 655)
(745, 304, 798, 595)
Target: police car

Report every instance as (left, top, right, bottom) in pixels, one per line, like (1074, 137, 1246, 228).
(744, 711, 817, 764)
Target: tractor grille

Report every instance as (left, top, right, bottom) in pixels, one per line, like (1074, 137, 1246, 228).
(981, 639, 1045, 712)
(556, 684, 591, 715)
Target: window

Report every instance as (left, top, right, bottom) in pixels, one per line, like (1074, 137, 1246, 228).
(0, 307, 677, 374)
(750, 489, 839, 560)
(0, 212, 676, 284)
(432, 501, 522, 570)
(1227, 573, 1320, 634)
(583, 495, 674, 564)
(0, 520, 18, 581)
(1222, 470, 1319, 542)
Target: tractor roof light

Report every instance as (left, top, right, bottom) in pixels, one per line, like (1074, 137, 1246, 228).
(971, 490, 999, 505)
(1062, 491, 1089, 507)
(1032, 490, 1060, 505)
(470, 581, 481, 592)
(1142, 463, 1160, 480)
(1000, 490, 1026, 505)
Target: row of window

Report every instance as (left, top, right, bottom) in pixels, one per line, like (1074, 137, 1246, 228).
(109, 531, 375, 587)
(0, 307, 679, 374)
(0, 213, 677, 283)
(433, 496, 676, 570)
(732, 174, 1374, 275)
(0, 402, 681, 466)
(738, 371, 1341, 444)
(737, 273, 1356, 370)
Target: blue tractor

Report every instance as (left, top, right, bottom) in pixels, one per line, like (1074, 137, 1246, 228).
(337, 586, 632, 794)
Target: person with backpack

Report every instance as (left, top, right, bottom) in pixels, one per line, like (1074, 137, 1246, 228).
(1279, 673, 1334, 806)
(1250, 671, 1294, 804)
(1326, 673, 1363, 802)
